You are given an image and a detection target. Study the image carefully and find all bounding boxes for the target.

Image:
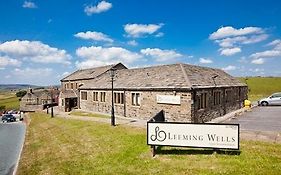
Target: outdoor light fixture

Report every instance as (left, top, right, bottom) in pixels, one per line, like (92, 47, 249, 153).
(212, 75, 218, 87)
(109, 68, 117, 126)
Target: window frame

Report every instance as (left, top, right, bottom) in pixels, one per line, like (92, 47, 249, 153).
(81, 91, 88, 100)
(114, 92, 125, 104)
(131, 92, 141, 106)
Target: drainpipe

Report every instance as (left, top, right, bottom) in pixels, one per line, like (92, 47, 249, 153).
(191, 87, 197, 123)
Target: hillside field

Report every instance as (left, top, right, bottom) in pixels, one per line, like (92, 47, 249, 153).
(0, 91, 20, 110)
(239, 77, 281, 101)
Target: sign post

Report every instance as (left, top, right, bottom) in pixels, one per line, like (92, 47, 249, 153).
(147, 122, 239, 156)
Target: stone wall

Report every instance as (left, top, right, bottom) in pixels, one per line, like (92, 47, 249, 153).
(193, 86, 247, 123)
(79, 90, 192, 122)
(79, 86, 247, 123)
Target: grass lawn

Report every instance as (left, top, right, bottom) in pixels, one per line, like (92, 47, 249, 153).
(239, 77, 281, 101)
(0, 91, 20, 110)
(69, 111, 110, 118)
(18, 113, 281, 175)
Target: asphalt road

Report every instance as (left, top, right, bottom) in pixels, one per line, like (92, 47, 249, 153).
(0, 122, 26, 175)
(229, 106, 281, 132)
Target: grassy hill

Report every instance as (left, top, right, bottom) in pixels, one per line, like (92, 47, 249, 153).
(18, 113, 281, 175)
(0, 91, 20, 110)
(239, 77, 281, 101)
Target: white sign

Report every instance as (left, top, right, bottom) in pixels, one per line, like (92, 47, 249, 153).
(156, 95, 181, 105)
(147, 122, 239, 150)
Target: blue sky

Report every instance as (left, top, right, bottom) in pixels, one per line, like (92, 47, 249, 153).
(0, 0, 281, 85)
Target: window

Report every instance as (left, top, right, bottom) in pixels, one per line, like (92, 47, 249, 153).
(71, 83, 74, 89)
(213, 91, 221, 105)
(100, 92, 106, 102)
(66, 83, 69, 89)
(64, 84, 67, 90)
(62, 99, 64, 106)
(114, 92, 124, 104)
(198, 92, 207, 109)
(81, 91, 87, 100)
(93, 92, 98, 101)
(226, 90, 232, 103)
(75, 83, 78, 89)
(132, 93, 140, 106)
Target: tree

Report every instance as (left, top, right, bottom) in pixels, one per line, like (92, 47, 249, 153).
(16, 90, 27, 98)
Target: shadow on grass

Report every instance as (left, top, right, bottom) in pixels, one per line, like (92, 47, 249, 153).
(155, 146, 241, 156)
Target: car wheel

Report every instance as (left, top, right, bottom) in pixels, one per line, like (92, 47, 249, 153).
(261, 101, 268, 106)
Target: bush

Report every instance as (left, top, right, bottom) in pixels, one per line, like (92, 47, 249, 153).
(16, 90, 27, 98)
(0, 105, 5, 110)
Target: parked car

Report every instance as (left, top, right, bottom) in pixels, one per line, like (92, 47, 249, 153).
(2, 114, 17, 123)
(258, 92, 281, 106)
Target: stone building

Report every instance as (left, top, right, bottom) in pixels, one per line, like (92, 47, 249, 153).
(59, 63, 127, 112)
(20, 88, 60, 112)
(77, 63, 247, 122)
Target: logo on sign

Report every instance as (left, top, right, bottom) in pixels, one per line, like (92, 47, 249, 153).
(150, 126, 166, 142)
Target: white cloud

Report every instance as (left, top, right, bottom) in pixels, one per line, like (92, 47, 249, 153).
(222, 65, 236, 71)
(74, 31, 113, 43)
(249, 38, 281, 60)
(250, 50, 281, 59)
(124, 23, 164, 38)
(0, 40, 71, 65)
(0, 56, 21, 69)
(209, 26, 264, 40)
(266, 39, 281, 46)
(5, 75, 11, 79)
(251, 58, 265, 64)
(127, 40, 138, 46)
(238, 56, 247, 63)
(140, 48, 182, 62)
(13, 68, 53, 77)
(199, 58, 213, 64)
(76, 46, 142, 68)
(155, 32, 164, 37)
(249, 68, 265, 74)
(220, 47, 241, 56)
(23, 1, 37, 8)
(84, 1, 112, 15)
(210, 26, 267, 56)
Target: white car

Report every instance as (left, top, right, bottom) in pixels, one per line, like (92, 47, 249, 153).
(258, 92, 281, 106)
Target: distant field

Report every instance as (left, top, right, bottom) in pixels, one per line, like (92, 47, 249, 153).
(239, 77, 281, 101)
(0, 91, 20, 110)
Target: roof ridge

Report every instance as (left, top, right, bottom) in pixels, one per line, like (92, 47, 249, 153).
(179, 64, 192, 87)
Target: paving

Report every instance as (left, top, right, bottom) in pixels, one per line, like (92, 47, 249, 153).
(0, 122, 26, 175)
(227, 106, 281, 132)
(225, 106, 281, 143)
(53, 107, 147, 128)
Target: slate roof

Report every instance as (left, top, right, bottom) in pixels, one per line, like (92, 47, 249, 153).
(80, 63, 246, 90)
(61, 63, 127, 81)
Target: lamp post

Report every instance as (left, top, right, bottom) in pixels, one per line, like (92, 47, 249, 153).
(50, 86, 54, 118)
(109, 68, 117, 126)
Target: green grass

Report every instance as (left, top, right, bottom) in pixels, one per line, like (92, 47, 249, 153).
(239, 77, 281, 101)
(69, 111, 110, 118)
(18, 113, 281, 175)
(0, 91, 20, 110)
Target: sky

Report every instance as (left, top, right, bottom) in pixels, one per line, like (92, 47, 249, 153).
(0, 0, 281, 85)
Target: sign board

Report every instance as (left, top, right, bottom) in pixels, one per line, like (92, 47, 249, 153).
(147, 122, 239, 150)
(156, 95, 180, 105)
